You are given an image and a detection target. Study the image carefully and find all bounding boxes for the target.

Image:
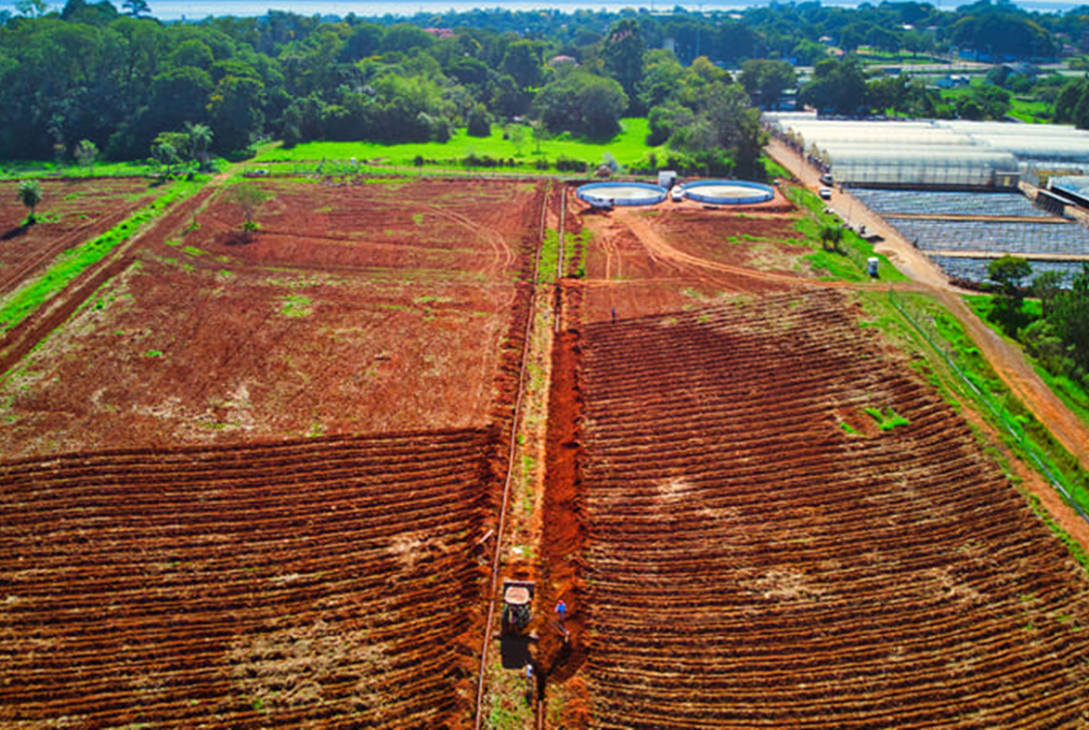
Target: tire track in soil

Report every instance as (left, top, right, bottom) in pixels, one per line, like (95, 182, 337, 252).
(424, 204, 516, 278)
(616, 207, 846, 290)
(0, 199, 147, 297)
(0, 185, 218, 378)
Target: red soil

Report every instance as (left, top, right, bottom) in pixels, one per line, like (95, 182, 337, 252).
(574, 290, 1089, 728)
(0, 178, 152, 298)
(0, 178, 543, 458)
(571, 186, 814, 323)
(0, 430, 494, 729)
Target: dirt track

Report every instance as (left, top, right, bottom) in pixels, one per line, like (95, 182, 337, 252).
(766, 139, 1089, 484)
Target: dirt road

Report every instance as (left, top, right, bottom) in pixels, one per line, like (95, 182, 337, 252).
(766, 136, 1089, 544)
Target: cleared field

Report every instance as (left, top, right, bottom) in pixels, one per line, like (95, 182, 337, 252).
(0, 178, 152, 297)
(575, 290, 1089, 728)
(0, 429, 492, 728)
(0, 178, 543, 457)
(575, 192, 808, 324)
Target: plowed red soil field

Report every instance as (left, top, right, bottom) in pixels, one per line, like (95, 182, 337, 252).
(575, 190, 816, 323)
(0, 429, 492, 728)
(0, 178, 153, 298)
(574, 289, 1089, 728)
(0, 178, 543, 457)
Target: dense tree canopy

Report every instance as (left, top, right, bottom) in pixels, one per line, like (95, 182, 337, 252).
(534, 66, 628, 139)
(0, 0, 1077, 164)
(1020, 264, 1089, 387)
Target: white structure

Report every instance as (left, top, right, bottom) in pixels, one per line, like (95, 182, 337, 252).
(765, 112, 1089, 187)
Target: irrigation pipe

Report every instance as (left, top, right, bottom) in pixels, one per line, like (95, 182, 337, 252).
(473, 181, 552, 730)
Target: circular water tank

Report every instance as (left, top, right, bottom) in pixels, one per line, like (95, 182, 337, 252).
(682, 180, 775, 205)
(576, 182, 668, 207)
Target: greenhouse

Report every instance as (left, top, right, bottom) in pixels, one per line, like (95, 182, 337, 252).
(941, 121, 1089, 164)
(765, 112, 1089, 186)
(817, 145, 1018, 187)
(1049, 176, 1089, 208)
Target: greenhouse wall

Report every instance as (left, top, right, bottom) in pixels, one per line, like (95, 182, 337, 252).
(824, 145, 1018, 187)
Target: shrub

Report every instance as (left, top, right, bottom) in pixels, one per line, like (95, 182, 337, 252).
(555, 156, 588, 173)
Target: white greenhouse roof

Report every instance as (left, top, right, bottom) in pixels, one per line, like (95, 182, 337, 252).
(1049, 176, 1089, 204)
(765, 112, 1089, 185)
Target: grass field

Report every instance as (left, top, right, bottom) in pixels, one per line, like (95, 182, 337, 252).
(255, 118, 657, 172)
(0, 160, 161, 181)
(1008, 96, 1053, 123)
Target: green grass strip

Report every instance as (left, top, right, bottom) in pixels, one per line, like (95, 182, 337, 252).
(0, 179, 204, 334)
(0, 161, 161, 180)
(784, 184, 907, 283)
(963, 293, 1089, 431)
(255, 118, 654, 172)
(538, 228, 561, 285)
(885, 289, 1089, 523)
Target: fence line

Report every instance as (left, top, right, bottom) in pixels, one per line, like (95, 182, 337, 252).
(888, 288, 1089, 526)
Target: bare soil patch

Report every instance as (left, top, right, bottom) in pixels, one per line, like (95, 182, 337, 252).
(572, 186, 819, 323)
(0, 178, 543, 458)
(0, 178, 152, 296)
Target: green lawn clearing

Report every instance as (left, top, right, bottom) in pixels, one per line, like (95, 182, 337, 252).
(255, 118, 657, 173)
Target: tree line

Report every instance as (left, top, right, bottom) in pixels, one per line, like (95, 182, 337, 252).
(986, 256, 1089, 390)
(2, 0, 1087, 168)
(0, 5, 771, 176)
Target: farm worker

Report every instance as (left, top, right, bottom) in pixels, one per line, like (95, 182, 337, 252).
(555, 599, 567, 623)
(524, 662, 535, 704)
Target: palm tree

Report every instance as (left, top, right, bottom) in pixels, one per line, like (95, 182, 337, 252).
(819, 223, 844, 252)
(17, 179, 42, 223)
(74, 139, 99, 175)
(185, 122, 214, 171)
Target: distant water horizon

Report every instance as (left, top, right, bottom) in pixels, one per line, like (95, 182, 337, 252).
(2, 0, 1085, 21)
